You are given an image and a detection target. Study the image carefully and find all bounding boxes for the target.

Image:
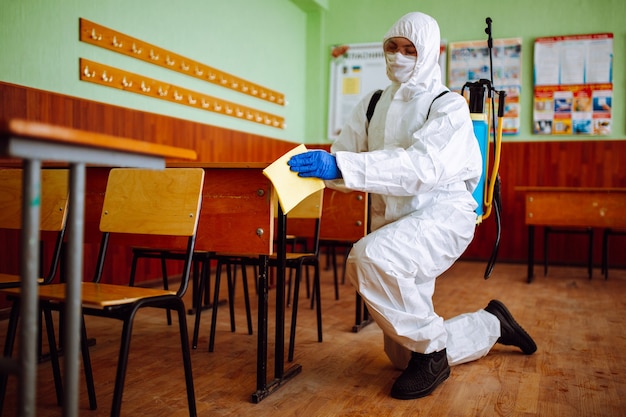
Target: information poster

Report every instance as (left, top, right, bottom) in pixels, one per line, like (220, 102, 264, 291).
(448, 38, 522, 135)
(328, 42, 447, 140)
(533, 33, 613, 136)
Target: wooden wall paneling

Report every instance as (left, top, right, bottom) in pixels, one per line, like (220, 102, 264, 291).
(0, 81, 296, 162)
(1, 81, 625, 290)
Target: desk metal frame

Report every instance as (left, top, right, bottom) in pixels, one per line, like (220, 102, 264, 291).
(168, 162, 301, 402)
(252, 204, 302, 402)
(1, 119, 195, 417)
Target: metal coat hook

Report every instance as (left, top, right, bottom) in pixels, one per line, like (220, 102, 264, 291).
(80, 18, 286, 106)
(83, 65, 96, 78)
(79, 58, 285, 129)
(90, 28, 102, 40)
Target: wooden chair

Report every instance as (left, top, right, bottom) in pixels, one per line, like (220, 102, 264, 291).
(0, 168, 69, 288)
(0, 168, 92, 412)
(1, 168, 204, 417)
(194, 189, 324, 362)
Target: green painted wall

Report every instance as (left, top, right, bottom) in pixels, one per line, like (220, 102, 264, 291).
(0, 0, 308, 142)
(312, 0, 626, 143)
(1, 0, 624, 144)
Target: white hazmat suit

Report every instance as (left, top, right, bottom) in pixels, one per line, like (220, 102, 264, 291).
(327, 12, 501, 367)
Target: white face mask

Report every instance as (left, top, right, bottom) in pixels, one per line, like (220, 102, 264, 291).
(385, 52, 417, 83)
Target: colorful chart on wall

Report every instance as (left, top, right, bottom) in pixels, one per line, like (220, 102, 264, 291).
(327, 42, 447, 140)
(533, 33, 613, 136)
(448, 38, 522, 136)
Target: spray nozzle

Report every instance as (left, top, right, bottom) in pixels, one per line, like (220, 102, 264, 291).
(485, 17, 493, 48)
(497, 90, 507, 118)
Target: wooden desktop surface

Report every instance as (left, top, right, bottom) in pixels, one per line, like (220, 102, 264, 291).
(1, 118, 197, 161)
(516, 186, 626, 228)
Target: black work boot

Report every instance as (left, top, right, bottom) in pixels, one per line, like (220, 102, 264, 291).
(485, 299, 537, 354)
(390, 348, 450, 400)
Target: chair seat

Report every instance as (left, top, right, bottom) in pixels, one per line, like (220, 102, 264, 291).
(0, 273, 44, 286)
(132, 247, 212, 258)
(214, 251, 317, 261)
(2, 282, 177, 310)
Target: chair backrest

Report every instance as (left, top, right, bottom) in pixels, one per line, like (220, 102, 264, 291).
(0, 169, 69, 231)
(283, 189, 324, 220)
(274, 189, 324, 255)
(0, 168, 69, 283)
(95, 168, 204, 295)
(99, 168, 204, 237)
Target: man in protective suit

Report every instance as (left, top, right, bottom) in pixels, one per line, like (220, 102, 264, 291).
(288, 11, 536, 400)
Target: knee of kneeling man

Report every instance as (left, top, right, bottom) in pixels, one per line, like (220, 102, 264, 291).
(346, 239, 380, 279)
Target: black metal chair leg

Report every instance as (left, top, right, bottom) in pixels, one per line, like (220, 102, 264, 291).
(314, 263, 323, 343)
(288, 264, 303, 362)
(161, 255, 172, 325)
(80, 318, 97, 410)
(226, 263, 236, 332)
(208, 261, 223, 352)
(192, 260, 209, 349)
(0, 301, 21, 414)
(587, 229, 593, 279)
(110, 317, 135, 417)
(241, 264, 253, 335)
(42, 307, 64, 406)
(175, 302, 197, 417)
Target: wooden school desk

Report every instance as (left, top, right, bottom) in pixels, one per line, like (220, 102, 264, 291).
(0, 119, 196, 417)
(516, 187, 626, 283)
(168, 162, 300, 402)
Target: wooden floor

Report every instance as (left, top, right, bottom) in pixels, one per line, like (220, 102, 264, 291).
(2, 258, 625, 416)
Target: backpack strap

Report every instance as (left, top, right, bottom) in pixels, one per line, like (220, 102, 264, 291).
(426, 90, 450, 119)
(365, 88, 449, 129)
(366, 89, 383, 123)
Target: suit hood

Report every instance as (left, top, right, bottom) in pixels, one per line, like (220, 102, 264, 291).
(383, 12, 443, 98)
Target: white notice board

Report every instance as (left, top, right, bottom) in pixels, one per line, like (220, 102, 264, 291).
(327, 43, 388, 140)
(328, 42, 447, 140)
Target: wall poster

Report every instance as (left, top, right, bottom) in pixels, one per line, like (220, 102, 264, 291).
(327, 42, 447, 140)
(533, 33, 613, 136)
(448, 38, 523, 136)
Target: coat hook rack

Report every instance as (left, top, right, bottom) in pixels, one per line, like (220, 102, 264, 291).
(79, 58, 285, 129)
(79, 18, 286, 106)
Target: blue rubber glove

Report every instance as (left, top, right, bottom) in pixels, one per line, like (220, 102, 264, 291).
(287, 150, 342, 180)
